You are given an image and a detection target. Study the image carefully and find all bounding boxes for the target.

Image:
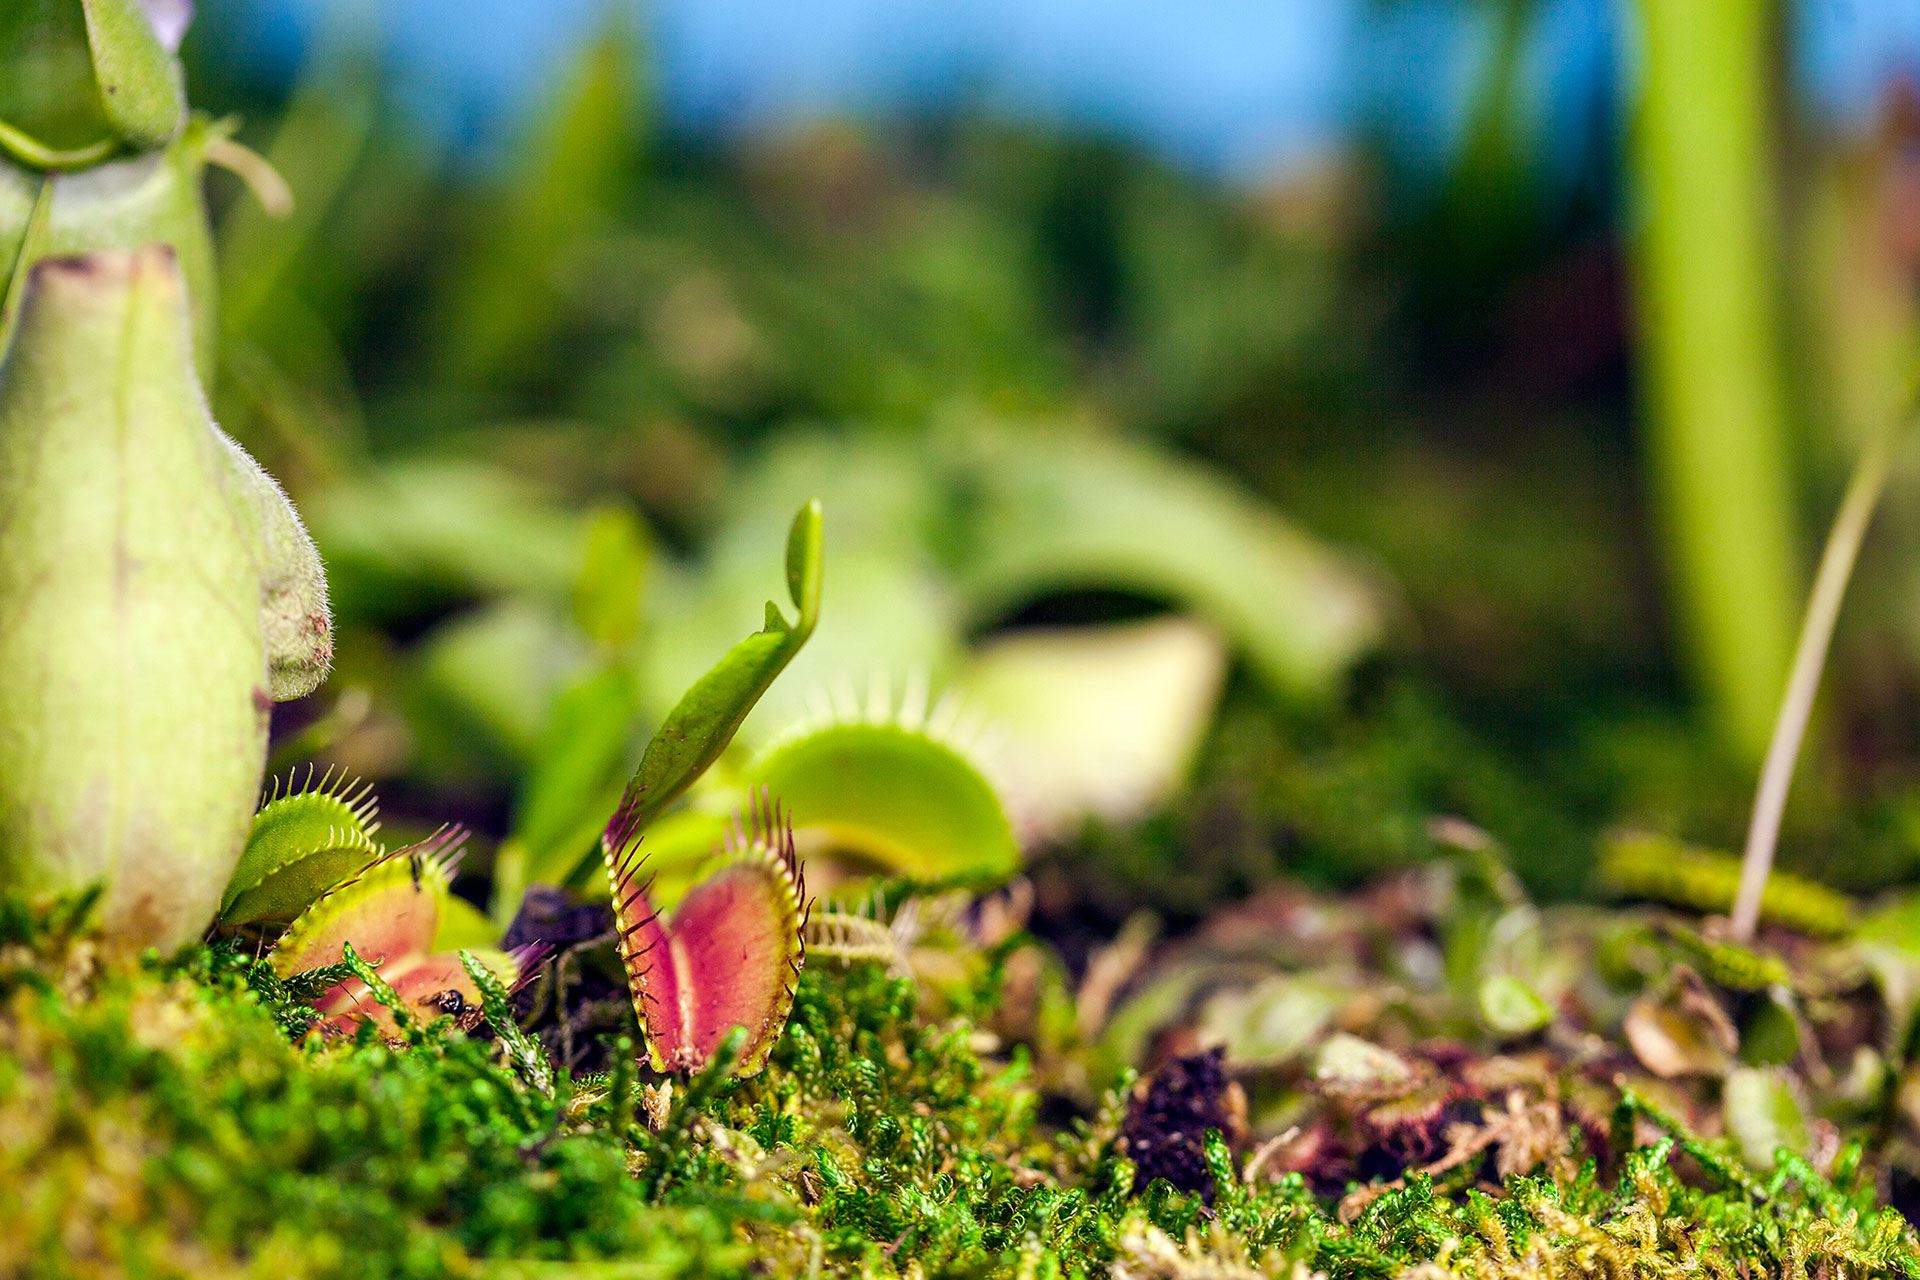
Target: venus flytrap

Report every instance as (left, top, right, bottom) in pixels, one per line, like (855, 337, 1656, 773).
(269, 826, 542, 1038)
(218, 766, 381, 929)
(606, 792, 809, 1077)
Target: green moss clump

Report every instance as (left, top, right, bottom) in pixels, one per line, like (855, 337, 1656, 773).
(0, 926, 745, 1279)
(2, 897, 1918, 1279)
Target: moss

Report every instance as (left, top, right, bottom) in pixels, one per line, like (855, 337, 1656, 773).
(0, 925, 745, 1279)
(2, 898, 1918, 1279)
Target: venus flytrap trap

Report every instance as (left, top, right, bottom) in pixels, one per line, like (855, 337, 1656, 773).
(268, 827, 541, 1038)
(607, 793, 808, 1076)
(741, 678, 1021, 883)
(217, 766, 381, 929)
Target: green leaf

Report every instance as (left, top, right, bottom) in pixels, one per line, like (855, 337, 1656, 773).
(409, 598, 592, 778)
(304, 458, 593, 622)
(640, 432, 962, 745)
(426, 24, 640, 395)
(495, 506, 652, 913)
(1196, 974, 1343, 1069)
(742, 717, 1018, 883)
(1722, 1067, 1809, 1173)
(572, 505, 649, 655)
(80, 0, 184, 149)
(575, 500, 822, 885)
(952, 424, 1390, 701)
(1598, 830, 1853, 937)
(0, 0, 112, 160)
(956, 615, 1226, 842)
(1853, 889, 1920, 1057)
(434, 894, 500, 953)
(1477, 973, 1553, 1038)
(1313, 1033, 1413, 1089)
(501, 662, 644, 914)
(219, 769, 381, 928)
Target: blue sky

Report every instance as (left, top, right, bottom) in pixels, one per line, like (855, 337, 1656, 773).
(216, 0, 1917, 185)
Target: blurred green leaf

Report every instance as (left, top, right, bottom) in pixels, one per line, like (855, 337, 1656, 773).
(499, 663, 643, 915)
(1722, 1067, 1809, 1173)
(409, 598, 590, 778)
(80, 0, 183, 149)
(1197, 974, 1344, 1069)
(958, 614, 1227, 842)
(951, 423, 1390, 701)
(435, 894, 502, 953)
(218, 56, 379, 338)
(643, 432, 961, 740)
(306, 458, 590, 622)
(1477, 973, 1552, 1038)
(0, 0, 112, 157)
(573, 504, 649, 654)
(426, 25, 640, 396)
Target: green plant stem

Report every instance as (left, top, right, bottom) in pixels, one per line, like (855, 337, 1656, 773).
(1633, 0, 1802, 766)
(0, 119, 117, 171)
(1731, 401, 1911, 941)
(0, 172, 54, 356)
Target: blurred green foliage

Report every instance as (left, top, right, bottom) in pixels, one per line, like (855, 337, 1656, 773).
(177, 20, 1920, 914)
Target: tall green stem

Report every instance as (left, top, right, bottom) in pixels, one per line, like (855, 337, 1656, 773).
(1633, 0, 1801, 765)
(1730, 402, 1909, 940)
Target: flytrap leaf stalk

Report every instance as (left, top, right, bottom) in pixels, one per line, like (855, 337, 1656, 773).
(561, 499, 823, 889)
